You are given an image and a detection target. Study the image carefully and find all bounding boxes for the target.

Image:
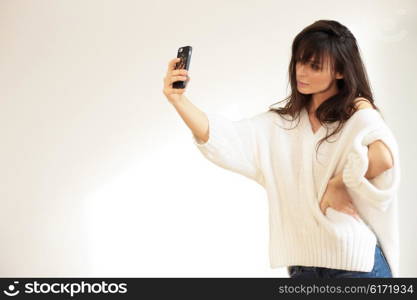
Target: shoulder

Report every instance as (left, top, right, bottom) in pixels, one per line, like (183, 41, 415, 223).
(353, 97, 374, 110)
(248, 110, 278, 125)
(349, 97, 381, 121)
(346, 98, 385, 130)
(245, 110, 289, 138)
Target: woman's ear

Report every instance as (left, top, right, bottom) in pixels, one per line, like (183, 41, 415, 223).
(335, 72, 344, 79)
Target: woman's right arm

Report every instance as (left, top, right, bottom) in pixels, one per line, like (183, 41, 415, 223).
(171, 95, 209, 143)
(163, 58, 208, 143)
(162, 58, 264, 186)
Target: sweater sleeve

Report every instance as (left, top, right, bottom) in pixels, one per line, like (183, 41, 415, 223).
(192, 112, 265, 187)
(342, 119, 401, 212)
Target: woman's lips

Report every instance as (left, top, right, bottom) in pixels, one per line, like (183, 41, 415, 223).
(297, 81, 309, 86)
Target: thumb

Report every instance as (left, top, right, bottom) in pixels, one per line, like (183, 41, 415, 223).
(319, 199, 328, 215)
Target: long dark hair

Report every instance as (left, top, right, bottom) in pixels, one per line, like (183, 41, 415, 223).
(268, 20, 383, 157)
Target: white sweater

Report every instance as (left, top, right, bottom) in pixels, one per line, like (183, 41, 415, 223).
(192, 106, 401, 277)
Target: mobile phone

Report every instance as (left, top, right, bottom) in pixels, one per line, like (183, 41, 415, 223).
(173, 46, 192, 89)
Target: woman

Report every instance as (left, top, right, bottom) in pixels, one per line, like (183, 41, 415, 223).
(162, 20, 400, 278)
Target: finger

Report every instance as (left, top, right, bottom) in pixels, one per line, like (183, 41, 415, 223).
(345, 201, 355, 211)
(339, 209, 353, 216)
(319, 201, 328, 215)
(168, 87, 186, 94)
(350, 207, 360, 219)
(172, 69, 188, 76)
(170, 76, 187, 84)
(349, 208, 361, 221)
(345, 207, 360, 219)
(347, 203, 359, 217)
(167, 58, 181, 72)
(319, 201, 324, 214)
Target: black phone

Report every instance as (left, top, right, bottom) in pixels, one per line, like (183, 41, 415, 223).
(173, 46, 192, 89)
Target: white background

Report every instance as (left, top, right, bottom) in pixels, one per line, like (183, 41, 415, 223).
(0, 0, 416, 277)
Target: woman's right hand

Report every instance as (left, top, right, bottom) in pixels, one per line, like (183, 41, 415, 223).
(163, 58, 191, 104)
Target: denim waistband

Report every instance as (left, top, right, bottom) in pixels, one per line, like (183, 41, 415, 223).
(288, 242, 383, 273)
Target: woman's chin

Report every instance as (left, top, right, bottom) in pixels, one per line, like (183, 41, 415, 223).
(297, 88, 311, 94)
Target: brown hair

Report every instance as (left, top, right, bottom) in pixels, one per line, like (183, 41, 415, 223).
(268, 20, 383, 158)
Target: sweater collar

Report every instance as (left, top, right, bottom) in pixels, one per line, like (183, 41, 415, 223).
(302, 107, 324, 139)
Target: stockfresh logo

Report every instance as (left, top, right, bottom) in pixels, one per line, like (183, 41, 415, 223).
(3, 281, 20, 297)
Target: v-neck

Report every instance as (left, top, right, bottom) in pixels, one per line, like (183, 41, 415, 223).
(303, 107, 323, 137)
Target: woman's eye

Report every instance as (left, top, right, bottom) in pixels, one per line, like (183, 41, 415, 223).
(311, 64, 320, 70)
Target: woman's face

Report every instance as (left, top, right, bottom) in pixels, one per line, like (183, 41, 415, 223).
(295, 55, 343, 94)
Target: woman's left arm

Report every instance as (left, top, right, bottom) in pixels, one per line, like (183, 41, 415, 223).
(335, 126, 400, 212)
(330, 140, 393, 188)
(364, 140, 394, 179)
(325, 98, 401, 212)
(322, 142, 394, 218)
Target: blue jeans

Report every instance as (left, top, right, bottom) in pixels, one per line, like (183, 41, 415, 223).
(288, 244, 392, 278)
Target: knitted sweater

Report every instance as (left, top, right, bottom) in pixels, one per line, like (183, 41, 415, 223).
(192, 106, 401, 277)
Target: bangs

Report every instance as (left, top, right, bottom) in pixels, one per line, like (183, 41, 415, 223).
(293, 34, 336, 73)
